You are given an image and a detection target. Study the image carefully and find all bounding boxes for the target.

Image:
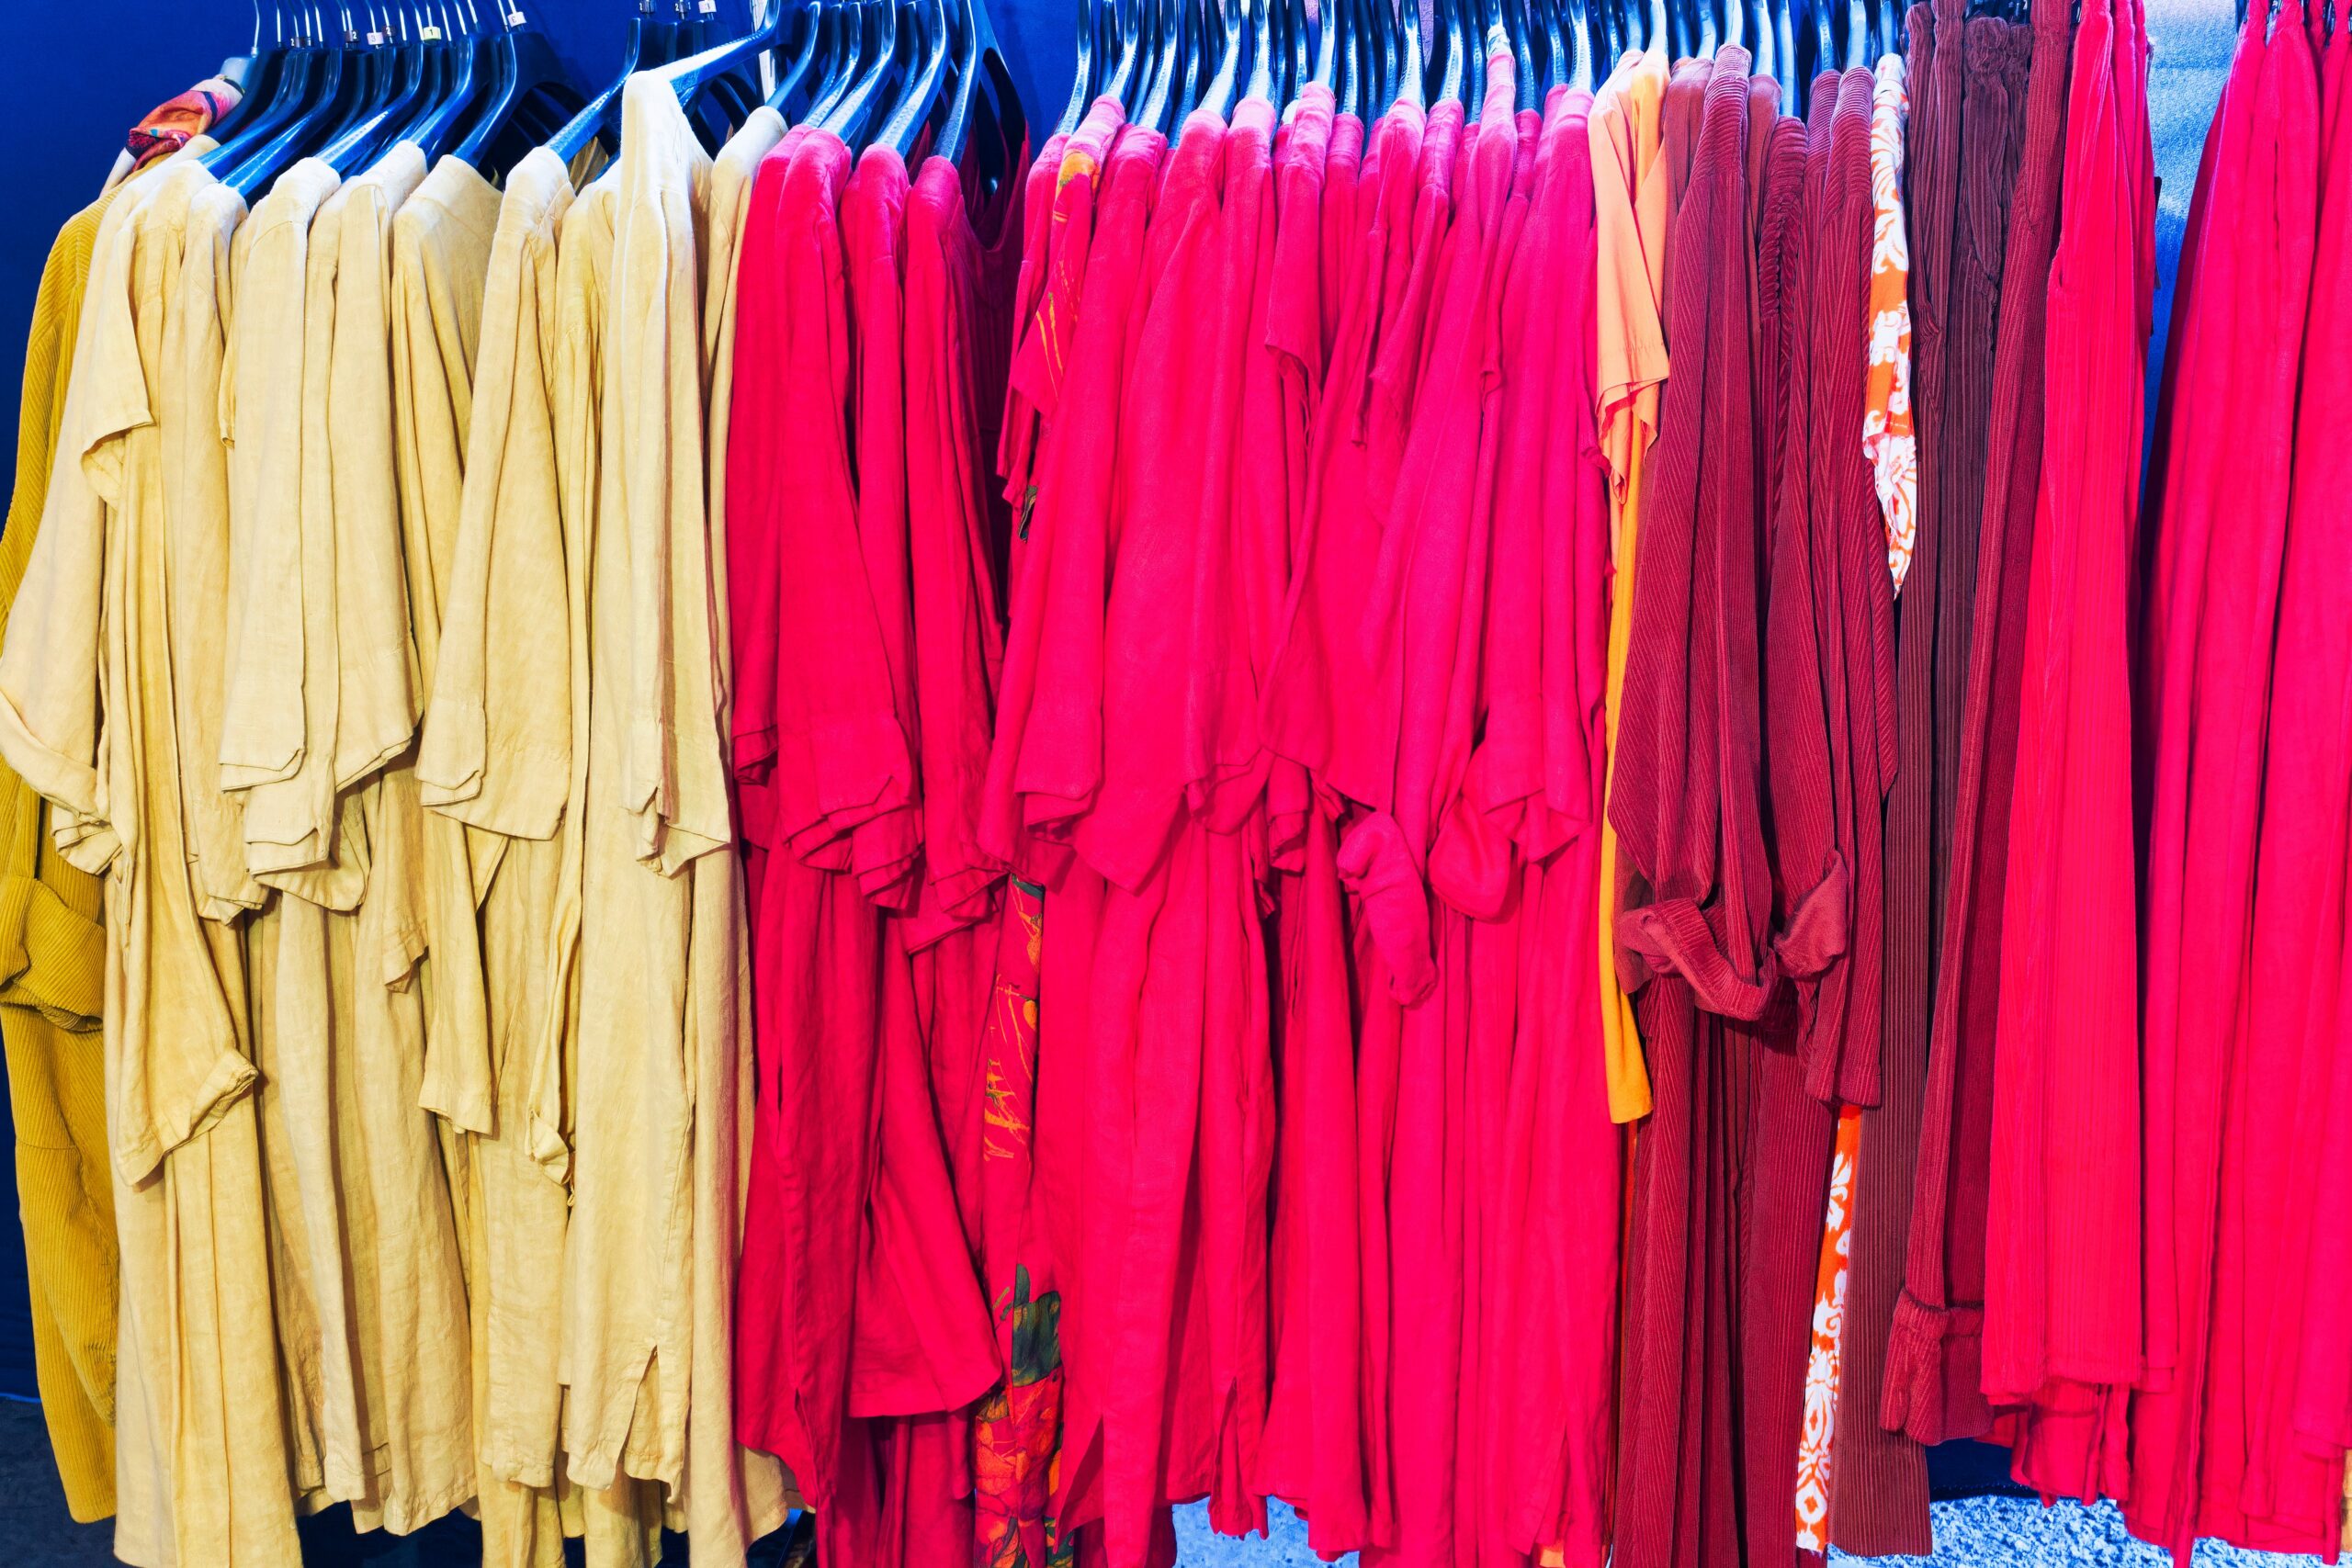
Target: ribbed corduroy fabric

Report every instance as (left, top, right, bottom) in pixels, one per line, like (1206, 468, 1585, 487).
(1743, 70, 1865, 1568)
(2128, 1, 2322, 1553)
(1609, 51, 1767, 1568)
(1885, 0, 2071, 1450)
(0, 189, 121, 1528)
(1827, 3, 1961, 1554)
(1984, 0, 2153, 1503)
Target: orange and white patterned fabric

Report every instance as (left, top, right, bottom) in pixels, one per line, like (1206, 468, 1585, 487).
(1862, 53, 1917, 595)
(99, 76, 240, 194)
(1794, 1106, 1866, 1552)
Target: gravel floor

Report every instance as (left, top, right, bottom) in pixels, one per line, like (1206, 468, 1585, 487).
(1172, 1496, 2330, 1566)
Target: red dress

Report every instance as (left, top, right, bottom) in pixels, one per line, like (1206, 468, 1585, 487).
(1746, 70, 1857, 1568)
(1260, 89, 1428, 1559)
(2210, 17, 2352, 1529)
(1885, 0, 2072, 1451)
(1609, 51, 1771, 1568)
(726, 122, 813, 919)
(2291, 1, 2352, 1494)
(735, 129, 888, 1504)
(2128, 1, 2321, 1553)
(1460, 83, 1621, 1568)
(980, 109, 1175, 1562)
(1984, 0, 2154, 1504)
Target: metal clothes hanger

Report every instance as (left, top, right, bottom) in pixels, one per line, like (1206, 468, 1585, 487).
(820, 0, 901, 142)
(224, 6, 368, 192)
(684, 0, 765, 129)
(1208, 0, 1250, 111)
(805, 0, 875, 125)
(208, 1, 295, 143)
(1395, 0, 1423, 107)
(548, 0, 651, 165)
(450, 4, 582, 172)
(395, 0, 489, 161)
(1135, 0, 1179, 130)
(206, 4, 326, 173)
(933, 0, 984, 159)
(321, 4, 427, 167)
(1435, 0, 1467, 101)
(763, 0, 826, 113)
(1058, 0, 1100, 129)
(879, 0, 950, 152)
(1504, 0, 1537, 105)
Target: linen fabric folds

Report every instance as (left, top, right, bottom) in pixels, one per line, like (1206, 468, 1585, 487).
(0, 76, 798, 1568)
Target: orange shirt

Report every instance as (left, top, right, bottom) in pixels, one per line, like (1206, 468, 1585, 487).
(1591, 47, 1671, 1125)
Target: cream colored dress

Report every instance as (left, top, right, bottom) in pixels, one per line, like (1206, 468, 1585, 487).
(562, 71, 720, 1496)
(0, 153, 301, 1568)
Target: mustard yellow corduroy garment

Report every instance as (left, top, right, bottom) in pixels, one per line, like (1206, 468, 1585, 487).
(0, 185, 124, 1527)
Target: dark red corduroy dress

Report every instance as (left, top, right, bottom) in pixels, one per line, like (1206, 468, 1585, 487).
(1838, 8, 2032, 1552)
(1609, 50, 1771, 1568)
(1748, 67, 1872, 1568)
(1885, 0, 2073, 1451)
(1840, 13, 1948, 1559)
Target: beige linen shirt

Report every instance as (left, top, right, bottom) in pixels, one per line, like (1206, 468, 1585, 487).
(0, 154, 304, 1568)
(390, 154, 503, 1136)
